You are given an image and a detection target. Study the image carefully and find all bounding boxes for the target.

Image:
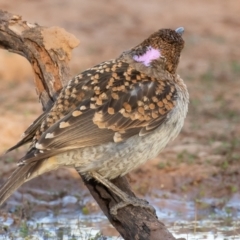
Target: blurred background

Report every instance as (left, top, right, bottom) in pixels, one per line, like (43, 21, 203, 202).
(0, 0, 240, 239)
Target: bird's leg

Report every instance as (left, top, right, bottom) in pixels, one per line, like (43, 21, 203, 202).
(89, 171, 156, 215)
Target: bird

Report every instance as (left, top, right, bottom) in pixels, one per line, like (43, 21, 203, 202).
(0, 27, 189, 215)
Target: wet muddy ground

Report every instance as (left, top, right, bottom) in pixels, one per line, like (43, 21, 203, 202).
(0, 158, 240, 239)
(0, 0, 240, 239)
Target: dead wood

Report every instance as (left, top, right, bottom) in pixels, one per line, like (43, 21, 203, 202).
(0, 9, 181, 240)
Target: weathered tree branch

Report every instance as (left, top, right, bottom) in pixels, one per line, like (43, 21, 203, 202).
(0, 10, 78, 110)
(0, 9, 180, 240)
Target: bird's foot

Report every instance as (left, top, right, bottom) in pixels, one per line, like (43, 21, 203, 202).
(110, 195, 156, 215)
(88, 171, 156, 216)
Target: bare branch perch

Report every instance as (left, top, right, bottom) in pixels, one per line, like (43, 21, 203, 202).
(0, 9, 180, 240)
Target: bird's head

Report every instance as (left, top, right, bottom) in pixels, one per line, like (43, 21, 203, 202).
(130, 27, 185, 74)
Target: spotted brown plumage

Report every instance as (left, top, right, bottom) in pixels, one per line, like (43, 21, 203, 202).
(0, 27, 189, 214)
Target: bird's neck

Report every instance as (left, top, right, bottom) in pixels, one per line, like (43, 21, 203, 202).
(119, 51, 175, 80)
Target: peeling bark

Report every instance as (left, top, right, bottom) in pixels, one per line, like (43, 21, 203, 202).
(0, 9, 181, 240)
(0, 10, 79, 110)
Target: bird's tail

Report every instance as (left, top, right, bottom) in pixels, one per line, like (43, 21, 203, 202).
(0, 157, 58, 206)
(0, 163, 37, 206)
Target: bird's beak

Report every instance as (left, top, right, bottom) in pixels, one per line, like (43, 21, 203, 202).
(175, 27, 184, 36)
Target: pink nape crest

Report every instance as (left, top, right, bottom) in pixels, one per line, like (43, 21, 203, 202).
(133, 46, 161, 66)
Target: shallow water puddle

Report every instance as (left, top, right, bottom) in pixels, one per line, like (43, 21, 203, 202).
(0, 191, 240, 239)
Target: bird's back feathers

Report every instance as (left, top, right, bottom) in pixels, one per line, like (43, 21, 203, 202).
(0, 28, 186, 206)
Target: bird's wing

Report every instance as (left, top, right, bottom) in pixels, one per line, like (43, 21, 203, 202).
(18, 59, 177, 164)
(6, 111, 48, 153)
